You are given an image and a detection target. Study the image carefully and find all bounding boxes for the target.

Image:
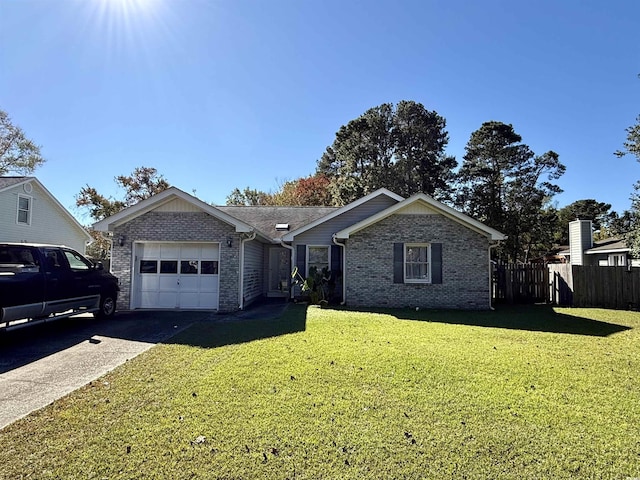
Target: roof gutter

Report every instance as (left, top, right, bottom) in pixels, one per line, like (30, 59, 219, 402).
(238, 231, 257, 310)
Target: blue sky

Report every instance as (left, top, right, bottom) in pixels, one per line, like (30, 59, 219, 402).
(1, 0, 639, 224)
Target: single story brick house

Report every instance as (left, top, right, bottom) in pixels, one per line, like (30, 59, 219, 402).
(93, 187, 505, 312)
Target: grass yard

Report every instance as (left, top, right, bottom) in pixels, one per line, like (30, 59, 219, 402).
(0, 305, 639, 479)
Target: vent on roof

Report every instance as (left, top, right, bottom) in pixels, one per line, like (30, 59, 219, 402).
(275, 223, 290, 231)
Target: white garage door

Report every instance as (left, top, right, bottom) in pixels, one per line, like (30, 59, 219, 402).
(134, 243, 219, 310)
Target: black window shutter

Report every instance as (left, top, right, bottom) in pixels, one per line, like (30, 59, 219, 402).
(431, 243, 442, 284)
(330, 245, 341, 275)
(393, 243, 404, 284)
(296, 244, 306, 276)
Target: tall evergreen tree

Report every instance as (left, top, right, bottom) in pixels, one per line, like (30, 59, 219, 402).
(456, 121, 565, 262)
(317, 101, 456, 206)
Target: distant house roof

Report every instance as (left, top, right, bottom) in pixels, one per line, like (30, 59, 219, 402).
(218, 206, 338, 240)
(0, 176, 32, 192)
(559, 237, 630, 256)
(585, 238, 629, 255)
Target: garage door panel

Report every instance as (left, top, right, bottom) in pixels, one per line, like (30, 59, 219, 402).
(139, 291, 159, 307)
(183, 275, 202, 288)
(199, 276, 218, 292)
(134, 242, 220, 310)
(160, 244, 180, 258)
(158, 292, 178, 308)
(140, 275, 159, 290)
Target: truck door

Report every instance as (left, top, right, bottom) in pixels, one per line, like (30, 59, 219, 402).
(61, 248, 101, 301)
(42, 247, 75, 303)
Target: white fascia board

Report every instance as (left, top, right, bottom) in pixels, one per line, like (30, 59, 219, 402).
(281, 188, 404, 241)
(335, 193, 506, 241)
(585, 247, 629, 254)
(92, 187, 255, 233)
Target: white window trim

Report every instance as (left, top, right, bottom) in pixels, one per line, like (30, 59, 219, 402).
(17, 194, 32, 225)
(306, 245, 331, 277)
(404, 243, 431, 284)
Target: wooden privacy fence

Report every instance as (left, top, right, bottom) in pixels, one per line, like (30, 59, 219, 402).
(493, 263, 549, 304)
(571, 265, 640, 309)
(494, 263, 640, 309)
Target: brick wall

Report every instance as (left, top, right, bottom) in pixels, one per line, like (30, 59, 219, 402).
(111, 211, 240, 312)
(345, 214, 491, 310)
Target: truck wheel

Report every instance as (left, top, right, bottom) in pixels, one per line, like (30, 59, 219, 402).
(95, 293, 116, 319)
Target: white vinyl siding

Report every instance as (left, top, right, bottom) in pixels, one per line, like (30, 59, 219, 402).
(0, 183, 88, 252)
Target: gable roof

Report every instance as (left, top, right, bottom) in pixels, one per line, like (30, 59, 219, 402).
(335, 193, 506, 241)
(92, 187, 259, 237)
(218, 205, 338, 240)
(0, 176, 91, 242)
(281, 188, 403, 242)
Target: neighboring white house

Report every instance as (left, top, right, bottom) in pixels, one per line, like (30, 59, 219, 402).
(0, 177, 91, 252)
(561, 219, 639, 268)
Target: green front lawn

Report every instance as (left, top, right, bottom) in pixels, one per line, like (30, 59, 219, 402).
(1, 305, 639, 479)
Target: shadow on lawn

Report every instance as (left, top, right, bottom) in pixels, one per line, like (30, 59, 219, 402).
(165, 303, 308, 348)
(346, 304, 631, 337)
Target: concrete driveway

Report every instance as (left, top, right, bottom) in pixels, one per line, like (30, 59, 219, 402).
(0, 310, 215, 430)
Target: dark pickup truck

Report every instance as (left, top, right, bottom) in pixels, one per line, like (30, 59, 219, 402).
(0, 243, 119, 330)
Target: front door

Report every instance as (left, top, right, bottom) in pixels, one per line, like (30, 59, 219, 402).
(268, 247, 290, 297)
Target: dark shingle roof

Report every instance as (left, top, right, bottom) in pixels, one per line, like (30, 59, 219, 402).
(217, 205, 338, 240)
(0, 176, 29, 191)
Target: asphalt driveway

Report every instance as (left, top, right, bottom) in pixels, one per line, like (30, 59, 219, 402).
(0, 310, 215, 430)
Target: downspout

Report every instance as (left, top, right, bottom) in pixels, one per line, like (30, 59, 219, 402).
(488, 241, 500, 311)
(280, 240, 295, 299)
(332, 234, 346, 305)
(239, 231, 257, 310)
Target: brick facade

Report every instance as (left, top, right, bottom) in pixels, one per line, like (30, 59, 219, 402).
(111, 211, 240, 312)
(345, 213, 491, 310)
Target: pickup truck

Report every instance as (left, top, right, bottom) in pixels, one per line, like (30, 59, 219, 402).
(0, 243, 119, 330)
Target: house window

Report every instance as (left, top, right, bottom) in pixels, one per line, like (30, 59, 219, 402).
(608, 254, 626, 267)
(405, 243, 431, 283)
(308, 246, 330, 275)
(17, 195, 31, 225)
